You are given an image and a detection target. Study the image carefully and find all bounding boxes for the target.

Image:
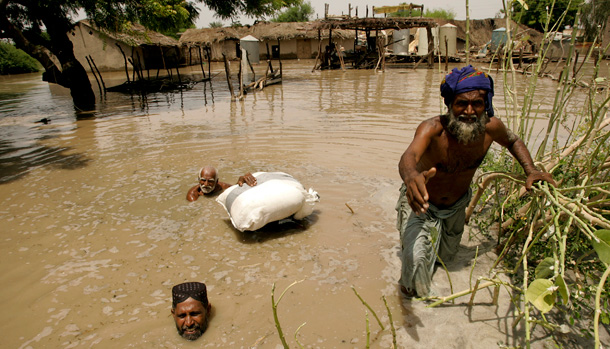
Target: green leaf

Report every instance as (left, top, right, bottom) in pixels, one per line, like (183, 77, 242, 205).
(595, 77, 606, 83)
(591, 230, 610, 264)
(555, 274, 570, 304)
(525, 279, 556, 313)
(535, 257, 555, 279)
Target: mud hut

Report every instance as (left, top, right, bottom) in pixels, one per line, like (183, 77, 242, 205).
(179, 22, 355, 62)
(70, 20, 180, 72)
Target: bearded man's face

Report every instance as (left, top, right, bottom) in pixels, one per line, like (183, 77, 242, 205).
(444, 90, 489, 144)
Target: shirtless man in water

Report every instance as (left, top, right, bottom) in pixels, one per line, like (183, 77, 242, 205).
(186, 166, 256, 201)
(396, 65, 555, 298)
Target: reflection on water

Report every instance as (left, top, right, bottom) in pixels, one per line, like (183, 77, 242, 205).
(0, 60, 604, 347)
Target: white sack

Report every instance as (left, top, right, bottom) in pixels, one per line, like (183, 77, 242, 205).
(216, 172, 319, 232)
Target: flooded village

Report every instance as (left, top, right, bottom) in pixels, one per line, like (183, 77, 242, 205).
(2, 2, 610, 349)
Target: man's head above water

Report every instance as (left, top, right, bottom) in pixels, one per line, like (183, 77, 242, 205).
(186, 166, 257, 201)
(171, 282, 211, 341)
(198, 166, 219, 194)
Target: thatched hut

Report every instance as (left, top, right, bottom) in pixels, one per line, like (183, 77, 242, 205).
(179, 22, 355, 62)
(70, 20, 180, 72)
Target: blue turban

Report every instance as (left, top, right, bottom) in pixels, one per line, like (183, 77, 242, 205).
(440, 65, 495, 117)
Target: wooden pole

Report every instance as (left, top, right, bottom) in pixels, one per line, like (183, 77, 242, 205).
(115, 43, 130, 82)
(206, 46, 211, 78)
(445, 38, 449, 71)
(426, 26, 434, 68)
(465, 0, 470, 65)
(222, 53, 235, 101)
(238, 53, 244, 99)
(85, 56, 103, 95)
(312, 32, 322, 72)
(198, 46, 206, 79)
(277, 39, 282, 79)
(88, 55, 106, 91)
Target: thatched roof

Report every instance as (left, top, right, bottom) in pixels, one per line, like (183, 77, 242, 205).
(179, 21, 355, 46)
(78, 20, 179, 47)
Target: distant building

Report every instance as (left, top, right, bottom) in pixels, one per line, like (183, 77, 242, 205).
(179, 22, 355, 62)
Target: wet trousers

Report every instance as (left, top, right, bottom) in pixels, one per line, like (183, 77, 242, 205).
(395, 184, 471, 297)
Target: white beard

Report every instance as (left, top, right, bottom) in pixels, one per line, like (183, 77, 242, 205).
(445, 109, 489, 144)
(200, 184, 214, 194)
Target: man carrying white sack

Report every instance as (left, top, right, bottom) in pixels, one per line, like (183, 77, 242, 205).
(186, 166, 257, 201)
(216, 172, 319, 232)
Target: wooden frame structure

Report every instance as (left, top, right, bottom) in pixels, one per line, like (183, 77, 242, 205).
(311, 3, 437, 70)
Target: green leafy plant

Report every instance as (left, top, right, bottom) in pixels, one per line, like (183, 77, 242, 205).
(0, 42, 40, 74)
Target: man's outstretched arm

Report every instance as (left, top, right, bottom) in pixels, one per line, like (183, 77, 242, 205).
(489, 117, 556, 190)
(399, 119, 439, 214)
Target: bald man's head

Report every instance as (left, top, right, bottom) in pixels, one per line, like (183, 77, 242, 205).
(198, 166, 219, 194)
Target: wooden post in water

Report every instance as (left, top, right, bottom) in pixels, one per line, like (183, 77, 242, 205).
(426, 26, 434, 68)
(445, 38, 449, 71)
(115, 43, 130, 82)
(87, 55, 106, 92)
(85, 56, 103, 95)
(222, 54, 235, 101)
(206, 46, 211, 79)
(198, 46, 206, 79)
(277, 39, 282, 79)
(238, 52, 244, 99)
(312, 30, 322, 72)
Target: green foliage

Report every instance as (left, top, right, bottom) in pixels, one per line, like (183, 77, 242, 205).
(271, 1, 314, 22)
(389, 5, 456, 19)
(201, 0, 302, 20)
(580, 0, 610, 41)
(209, 21, 223, 28)
(511, 0, 584, 32)
(0, 42, 40, 74)
(423, 8, 457, 19)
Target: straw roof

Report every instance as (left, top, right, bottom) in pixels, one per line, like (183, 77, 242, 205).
(78, 20, 179, 47)
(179, 21, 355, 46)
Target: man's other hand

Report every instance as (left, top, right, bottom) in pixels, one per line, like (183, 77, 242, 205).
(237, 172, 257, 187)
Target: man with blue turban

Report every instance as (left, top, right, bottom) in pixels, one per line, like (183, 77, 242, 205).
(396, 65, 554, 298)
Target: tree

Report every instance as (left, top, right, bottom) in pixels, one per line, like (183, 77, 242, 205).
(511, 0, 584, 32)
(209, 21, 223, 28)
(0, 0, 299, 111)
(0, 42, 40, 74)
(580, 0, 610, 41)
(388, 5, 456, 19)
(271, 1, 314, 22)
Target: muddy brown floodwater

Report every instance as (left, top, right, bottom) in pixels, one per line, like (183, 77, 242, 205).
(0, 60, 605, 348)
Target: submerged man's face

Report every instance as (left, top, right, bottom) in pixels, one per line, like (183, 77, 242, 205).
(172, 297, 210, 341)
(446, 90, 489, 144)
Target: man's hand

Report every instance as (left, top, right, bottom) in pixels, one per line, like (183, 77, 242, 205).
(525, 171, 555, 190)
(237, 172, 257, 187)
(405, 167, 436, 214)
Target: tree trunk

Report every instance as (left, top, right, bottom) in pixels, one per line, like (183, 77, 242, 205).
(0, 13, 96, 111)
(42, 15, 95, 111)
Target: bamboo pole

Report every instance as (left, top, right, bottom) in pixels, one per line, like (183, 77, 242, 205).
(465, 0, 470, 65)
